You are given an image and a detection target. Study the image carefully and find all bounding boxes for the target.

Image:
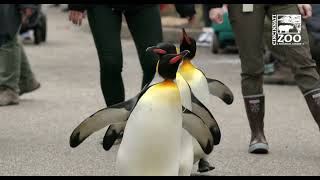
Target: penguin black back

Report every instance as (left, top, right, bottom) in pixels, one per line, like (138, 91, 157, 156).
(180, 28, 197, 60)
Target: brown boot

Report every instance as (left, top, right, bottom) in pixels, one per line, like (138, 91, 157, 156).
(19, 78, 41, 96)
(264, 63, 296, 85)
(304, 89, 320, 129)
(244, 95, 269, 154)
(0, 86, 19, 106)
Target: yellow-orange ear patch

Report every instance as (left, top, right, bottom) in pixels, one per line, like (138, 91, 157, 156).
(156, 60, 160, 73)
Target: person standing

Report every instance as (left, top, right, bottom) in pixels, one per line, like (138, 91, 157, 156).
(0, 4, 41, 106)
(209, 4, 320, 153)
(306, 4, 320, 74)
(197, 4, 214, 47)
(68, 4, 195, 106)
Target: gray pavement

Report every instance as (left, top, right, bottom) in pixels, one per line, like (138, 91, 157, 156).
(0, 6, 319, 176)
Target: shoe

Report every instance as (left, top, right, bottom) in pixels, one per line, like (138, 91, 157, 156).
(19, 79, 41, 96)
(249, 143, 269, 154)
(197, 31, 213, 47)
(244, 95, 269, 154)
(0, 86, 19, 106)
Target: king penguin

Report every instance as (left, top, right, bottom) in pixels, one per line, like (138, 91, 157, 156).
(146, 38, 233, 172)
(69, 50, 215, 176)
(179, 29, 236, 172)
(116, 52, 187, 175)
(179, 28, 234, 106)
(146, 43, 224, 173)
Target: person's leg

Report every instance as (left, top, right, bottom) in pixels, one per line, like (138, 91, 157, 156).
(125, 5, 163, 89)
(263, 16, 296, 85)
(18, 40, 40, 95)
(197, 4, 214, 47)
(268, 4, 320, 129)
(0, 36, 21, 105)
(228, 4, 269, 153)
(308, 34, 320, 74)
(87, 6, 125, 106)
(202, 4, 212, 28)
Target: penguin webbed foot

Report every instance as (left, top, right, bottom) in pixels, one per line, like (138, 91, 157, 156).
(197, 159, 215, 173)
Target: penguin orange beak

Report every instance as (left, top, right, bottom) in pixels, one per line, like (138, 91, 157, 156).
(153, 48, 167, 55)
(182, 28, 192, 45)
(146, 46, 167, 55)
(169, 50, 189, 64)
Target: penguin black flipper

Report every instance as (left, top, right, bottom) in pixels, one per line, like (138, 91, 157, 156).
(206, 77, 234, 105)
(182, 107, 214, 155)
(190, 92, 221, 145)
(102, 122, 126, 151)
(195, 68, 234, 105)
(69, 87, 150, 148)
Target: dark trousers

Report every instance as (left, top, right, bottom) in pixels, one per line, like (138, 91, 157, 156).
(87, 5, 163, 106)
(202, 4, 212, 27)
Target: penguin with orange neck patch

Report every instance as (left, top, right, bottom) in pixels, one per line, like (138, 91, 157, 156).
(146, 43, 212, 173)
(69, 50, 215, 176)
(179, 28, 234, 106)
(179, 28, 234, 173)
(148, 39, 234, 173)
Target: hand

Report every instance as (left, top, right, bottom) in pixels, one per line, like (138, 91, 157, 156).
(298, 4, 312, 20)
(209, 8, 224, 24)
(69, 10, 86, 26)
(20, 8, 33, 24)
(187, 15, 195, 24)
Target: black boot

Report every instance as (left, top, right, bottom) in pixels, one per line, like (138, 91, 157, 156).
(304, 89, 320, 129)
(244, 95, 269, 154)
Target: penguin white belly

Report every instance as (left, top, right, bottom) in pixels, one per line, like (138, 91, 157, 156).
(176, 73, 192, 110)
(179, 68, 211, 108)
(117, 84, 182, 176)
(179, 66, 212, 162)
(178, 129, 194, 176)
(176, 72, 209, 169)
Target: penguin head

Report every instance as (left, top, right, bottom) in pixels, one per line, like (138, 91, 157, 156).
(180, 28, 197, 60)
(146, 42, 177, 58)
(157, 50, 190, 80)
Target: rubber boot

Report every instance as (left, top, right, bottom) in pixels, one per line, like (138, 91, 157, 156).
(244, 95, 269, 154)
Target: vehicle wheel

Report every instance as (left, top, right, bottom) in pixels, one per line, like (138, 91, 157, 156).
(211, 33, 220, 54)
(34, 28, 42, 45)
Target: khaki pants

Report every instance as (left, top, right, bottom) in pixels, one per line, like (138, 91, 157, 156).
(228, 4, 320, 96)
(0, 36, 35, 93)
(309, 34, 320, 74)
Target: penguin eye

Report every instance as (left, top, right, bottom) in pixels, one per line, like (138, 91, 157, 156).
(153, 49, 167, 55)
